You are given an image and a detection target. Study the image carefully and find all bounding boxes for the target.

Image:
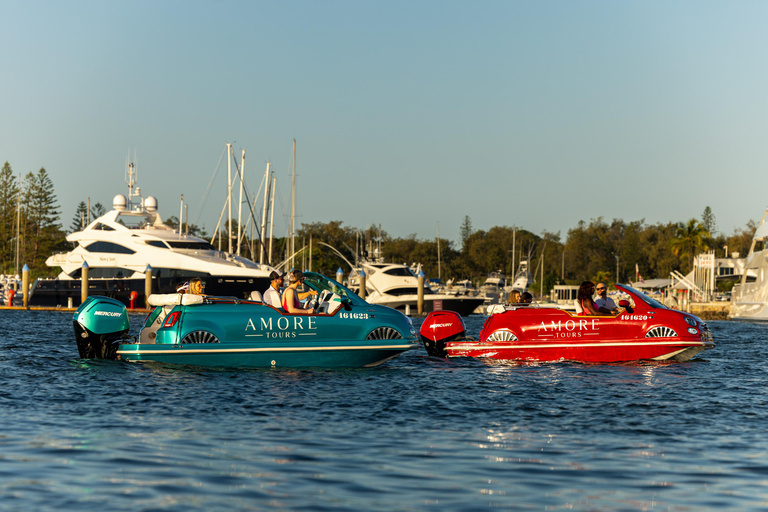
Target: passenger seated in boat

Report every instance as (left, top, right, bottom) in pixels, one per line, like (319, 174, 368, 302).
(577, 281, 612, 316)
(508, 290, 521, 305)
(263, 270, 284, 308)
(188, 277, 205, 295)
(282, 270, 318, 314)
(519, 292, 533, 305)
(594, 282, 618, 314)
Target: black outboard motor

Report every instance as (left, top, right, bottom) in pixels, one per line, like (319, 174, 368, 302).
(420, 310, 467, 358)
(73, 296, 130, 359)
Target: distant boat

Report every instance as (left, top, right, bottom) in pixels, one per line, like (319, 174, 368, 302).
(32, 161, 276, 307)
(730, 207, 768, 321)
(348, 261, 485, 316)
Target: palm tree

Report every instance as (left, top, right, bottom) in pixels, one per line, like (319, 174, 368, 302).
(670, 219, 711, 271)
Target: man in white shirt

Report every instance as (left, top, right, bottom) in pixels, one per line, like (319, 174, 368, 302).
(263, 270, 284, 308)
(594, 282, 618, 313)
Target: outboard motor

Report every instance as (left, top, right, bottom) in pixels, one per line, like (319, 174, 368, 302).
(420, 310, 467, 358)
(73, 296, 130, 359)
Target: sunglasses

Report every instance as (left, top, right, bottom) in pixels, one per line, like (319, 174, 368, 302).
(596, 287, 605, 291)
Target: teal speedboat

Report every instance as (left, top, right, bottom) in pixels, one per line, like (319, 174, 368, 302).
(73, 272, 419, 368)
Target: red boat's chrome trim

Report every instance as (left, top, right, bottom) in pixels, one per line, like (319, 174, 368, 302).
(446, 340, 710, 351)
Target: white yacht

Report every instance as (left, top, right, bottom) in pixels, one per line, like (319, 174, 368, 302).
(509, 260, 532, 292)
(32, 164, 276, 307)
(348, 261, 485, 316)
(729, 208, 768, 321)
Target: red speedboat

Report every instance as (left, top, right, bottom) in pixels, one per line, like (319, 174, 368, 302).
(420, 284, 715, 363)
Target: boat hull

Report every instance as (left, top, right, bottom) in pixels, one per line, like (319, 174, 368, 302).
(117, 341, 414, 368)
(445, 339, 711, 363)
(73, 272, 419, 368)
(421, 284, 715, 363)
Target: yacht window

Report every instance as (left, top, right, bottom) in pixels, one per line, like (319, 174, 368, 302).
(386, 287, 419, 296)
(145, 240, 169, 249)
(167, 241, 216, 250)
(84, 241, 136, 254)
(151, 268, 210, 279)
(383, 268, 415, 277)
(719, 267, 734, 276)
(115, 212, 152, 229)
(93, 223, 115, 231)
(68, 267, 131, 279)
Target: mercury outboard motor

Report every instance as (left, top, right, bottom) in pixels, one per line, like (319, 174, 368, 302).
(73, 296, 130, 359)
(420, 310, 468, 358)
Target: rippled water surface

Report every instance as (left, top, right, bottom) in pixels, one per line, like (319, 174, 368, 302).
(2, 310, 768, 511)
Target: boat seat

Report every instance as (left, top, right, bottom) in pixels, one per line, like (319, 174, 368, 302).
(573, 300, 583, 314)
(249, 290, 263, 302)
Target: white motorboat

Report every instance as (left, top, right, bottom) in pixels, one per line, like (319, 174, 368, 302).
(348, 262, 485, 316)
(730, 208, 768, 321)
(33, 163, 276, 307)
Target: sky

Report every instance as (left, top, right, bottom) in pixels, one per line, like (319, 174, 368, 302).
(1, 1, 767, 249)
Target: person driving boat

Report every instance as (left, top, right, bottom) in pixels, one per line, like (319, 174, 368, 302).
(282, 270, 318, 314)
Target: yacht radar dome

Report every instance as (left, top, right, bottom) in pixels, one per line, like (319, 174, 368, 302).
(113, 194, 127, 211)
(144, 196, 158, 212)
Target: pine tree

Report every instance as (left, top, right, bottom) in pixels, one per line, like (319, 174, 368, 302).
(0, 162, 19, 273)
(71, 201, 88, 233)
(701, 206, 717, 235)
(24, 168, 62, 272)
(90, 202, 107, 220)
(460, 215, 473, 251)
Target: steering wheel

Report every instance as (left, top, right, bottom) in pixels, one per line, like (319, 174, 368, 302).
(306, 289, 323, 311)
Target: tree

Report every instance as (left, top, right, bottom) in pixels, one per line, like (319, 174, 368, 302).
(459, 215, 473, 251)
(70, 201, 88, 233)
(90, 202, 107, 220)
(0, 162, 19, 273)
(701, 206, 717, 235)
(670, 219, 711, 273)
(23, 168, 63, 273)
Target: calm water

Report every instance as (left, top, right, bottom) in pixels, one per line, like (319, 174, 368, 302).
(1, 310, 768, 511)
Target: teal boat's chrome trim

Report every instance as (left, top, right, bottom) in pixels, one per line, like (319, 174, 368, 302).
(118, 343, 417, 355)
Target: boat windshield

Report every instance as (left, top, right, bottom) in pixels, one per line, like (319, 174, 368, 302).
(618, 284, 668, 310)
(115, 212, 155, 229)
(302, 272, 367, 306)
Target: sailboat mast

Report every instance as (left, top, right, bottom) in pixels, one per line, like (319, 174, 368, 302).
(179, 195, 183, 236)
(260, 163, 270, 263)
(512, 227, 516, 280)
(290, 139, 296, 270)
(15, 176, 21, 275)
(436, 222, 441, 280)
(237, 149, 246, 256)
(226, 143, 233, 254)
(268, 175, 276, 265)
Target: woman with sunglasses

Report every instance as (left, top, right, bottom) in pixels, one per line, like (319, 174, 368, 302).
(282, 270, 317, 314)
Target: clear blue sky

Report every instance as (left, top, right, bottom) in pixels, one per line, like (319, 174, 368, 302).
(1, 1, 766, 248)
